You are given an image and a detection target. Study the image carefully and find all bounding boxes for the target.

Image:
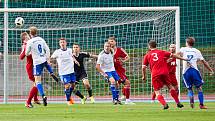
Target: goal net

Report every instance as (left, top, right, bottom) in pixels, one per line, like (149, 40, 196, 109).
(0, 7, 180, 103)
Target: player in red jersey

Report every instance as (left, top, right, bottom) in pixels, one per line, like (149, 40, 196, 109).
(108, 36, 135, 105)
(151, 44, 179, 101)
(142, 40, 185, 109)
(19, 32, 40, 108)
(20, 32, 59, 108)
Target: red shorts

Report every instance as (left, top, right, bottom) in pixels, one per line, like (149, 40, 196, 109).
(26, 64, 35, 81)
(115, 66, 128, 84)
(169, 73, 178, 86)
(152, 74, 171, 91)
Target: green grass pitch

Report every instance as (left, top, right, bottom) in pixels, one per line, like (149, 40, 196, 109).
(0, 102, 215, 121)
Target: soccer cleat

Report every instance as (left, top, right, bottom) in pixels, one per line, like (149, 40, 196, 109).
(67, 97, 75, 106)
(33, 100, 41, 105)
(81, 96, 87, 104)
(125, 99, 135, 105)
(25, 103, 33, 108)
(42, 96, 47, 106)
(90, 96, 95, 104)
(117, 99, 122, 105)
(177, 103, 184, 108)
(199, 104, 207, 109)
(120, 95, 126, 101)
(163, 104, 169, 110)
(190, 103, 194, 108)
(113, 100, 118, 105)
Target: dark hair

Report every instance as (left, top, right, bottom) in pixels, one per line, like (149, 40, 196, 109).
(73, 42, 80, 46)
(108, 36, 116, 41)
(148, 39, 157, 48)
(186, 37, 195, 46)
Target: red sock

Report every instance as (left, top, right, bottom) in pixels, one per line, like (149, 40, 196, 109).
(170, 89, 179, 104)
(152, 91, 156, 100)
(124, 87, 130, 99)
(27, 86, 37, 104)
(33, 87, 39, 101)
(157, 95, 166, 106)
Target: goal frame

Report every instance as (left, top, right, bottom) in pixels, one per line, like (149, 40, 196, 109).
(0, 6, 180, 104)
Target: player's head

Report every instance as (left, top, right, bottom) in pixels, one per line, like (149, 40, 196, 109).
(29, 26, 38, 37)
(73, 43, 80, 53)
(108, 36, 116, 48)
(104, 42, 111, 53)
(169, 44, 176, 53)
(59, 38, 67, 49)
(148, 39, 157, 49)
(186, 37, 195, 47)
(20, 32, 30, 43)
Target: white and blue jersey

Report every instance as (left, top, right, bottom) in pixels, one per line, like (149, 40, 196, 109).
(26, 36, 51, 76)
(97, 50, 120, 81)
(180, 47, 204, 88)
(51, 48, 76, 84)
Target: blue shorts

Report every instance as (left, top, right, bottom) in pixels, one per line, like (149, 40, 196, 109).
(105, 71, 120, 81)
(183, 68, 204, 89)
(60, 73, 76, 84)
(33, 61, 53, 76)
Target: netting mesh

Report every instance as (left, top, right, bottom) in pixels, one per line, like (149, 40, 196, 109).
(0, 9, 177, 103)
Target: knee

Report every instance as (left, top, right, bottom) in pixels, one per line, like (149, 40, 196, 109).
(197, 87, 202, 92)
(64, 83, 71, 89)
(124, 79, 130, 86)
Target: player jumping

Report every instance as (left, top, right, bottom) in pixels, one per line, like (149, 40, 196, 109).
(108, 36, 135, 105)
(142, 39, 185, 109)
(179, 37, 214, 109)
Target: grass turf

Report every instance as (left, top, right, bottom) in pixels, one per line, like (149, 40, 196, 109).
(0, 102, 215, 121)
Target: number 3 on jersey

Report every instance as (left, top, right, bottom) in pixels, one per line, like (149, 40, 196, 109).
(151, 53, 159, 61)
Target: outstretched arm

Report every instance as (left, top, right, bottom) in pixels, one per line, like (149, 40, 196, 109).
(200, 60, 214, 75)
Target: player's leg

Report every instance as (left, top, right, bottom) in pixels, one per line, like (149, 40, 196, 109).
(153, 76, 169, 109)
(60, 74, 74, 105)
(82, 79, 95, 103)
(165, 75, 183, 108)
(193, 69, 206, 109)
(151, 91, 156, 102)
(183, 68, 194, 108)
(123, 79, 135, 104)
(34, 62, 47, 106)
(45, 62, 59, 82)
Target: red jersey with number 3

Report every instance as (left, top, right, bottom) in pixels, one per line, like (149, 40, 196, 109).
(143, 49, 171, 78)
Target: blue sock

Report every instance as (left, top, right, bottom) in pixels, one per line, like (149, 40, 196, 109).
(110, 84, 116, 100)
(36, 82, 45, 97)
(65, 88, 71, 101)
(188, 89, 194, 103)
(115, 89, 119, 100)
(198, 91, 204, 105)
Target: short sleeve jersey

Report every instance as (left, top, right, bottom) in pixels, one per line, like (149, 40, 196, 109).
(51, 48, 74, 75)
(73, 52, 90, 74)
(143, 49, 171, 77)
(114, 47, 127, 69)
(97, 50, 115, 72)
(180, 47, 204, 74)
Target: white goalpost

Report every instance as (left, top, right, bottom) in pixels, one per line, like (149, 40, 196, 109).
(0, 7, 180, 104)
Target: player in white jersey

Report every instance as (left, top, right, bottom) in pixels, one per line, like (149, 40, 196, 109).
(179, 37, 214, 109)
(96, 42, 122, 105)
(51, 38, 87, 105)
(25, 26, 55, 106)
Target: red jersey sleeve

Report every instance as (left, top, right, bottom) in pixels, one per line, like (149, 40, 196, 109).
(19, 45, 26, 60)
(142, 54, 149, 67)
(163, 51, 172, 58)
(119, 48, 128, 58)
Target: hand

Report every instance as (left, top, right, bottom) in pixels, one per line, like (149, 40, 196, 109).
(142, 76, 146, 83)
(75, 60, 80, 66)
(209, 71, 214, 76)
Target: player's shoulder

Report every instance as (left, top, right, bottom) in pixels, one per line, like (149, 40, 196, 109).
(98, 50, 105, 56)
